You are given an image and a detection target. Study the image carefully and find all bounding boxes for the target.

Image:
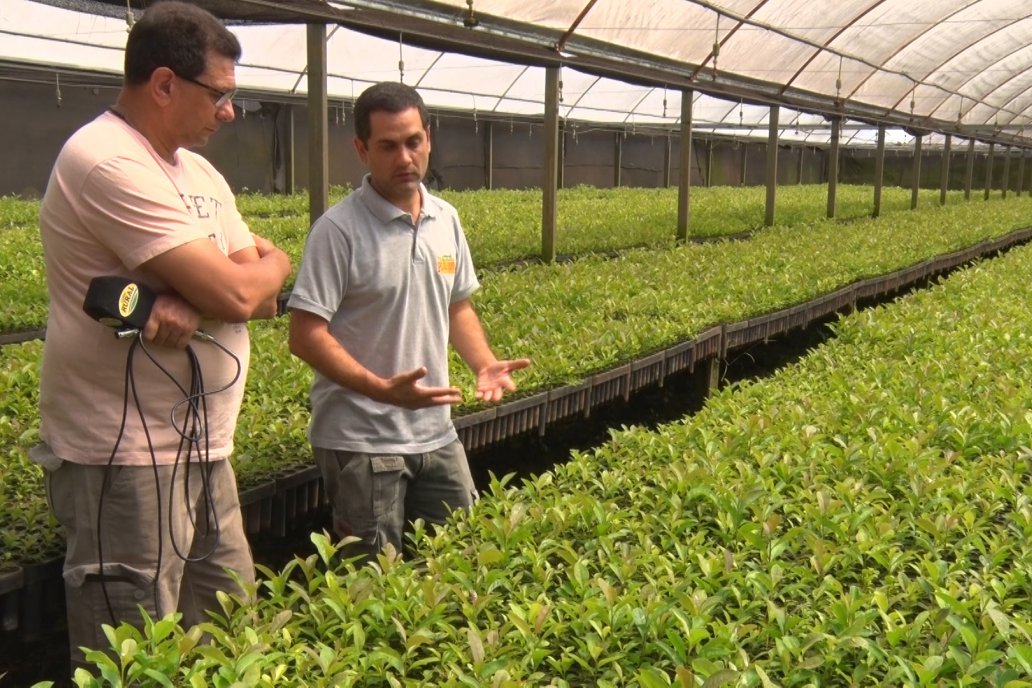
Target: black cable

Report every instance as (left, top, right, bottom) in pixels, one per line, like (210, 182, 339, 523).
(128, 337, 165, 616)
(95, 330, 241, 626)
(96, 336, 138, 625)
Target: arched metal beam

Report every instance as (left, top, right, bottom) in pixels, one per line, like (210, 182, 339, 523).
(891, 13, 1032, 120)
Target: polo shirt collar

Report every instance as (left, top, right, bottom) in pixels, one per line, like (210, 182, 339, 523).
(358, 173, 440, 225)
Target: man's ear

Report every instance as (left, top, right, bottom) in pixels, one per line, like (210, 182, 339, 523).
(150, 66, 176, 106)
(353, 135, 368, 164)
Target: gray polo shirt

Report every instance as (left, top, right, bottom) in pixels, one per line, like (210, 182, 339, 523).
(287, 175, 480, 454)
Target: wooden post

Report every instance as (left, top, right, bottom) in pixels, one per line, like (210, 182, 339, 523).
(765, 105, 779, 227)
(873, 124, 886, 218)
(542, 66, 559, 263)
(910, 134, 922, 210)
(939, 134, 951, 205)
(827, 117, 840, 219)
(964, 138, 975, 200)
(307, 23, 329, 227)
(692, 357, 721, 398)
(676, 88, 693, 242)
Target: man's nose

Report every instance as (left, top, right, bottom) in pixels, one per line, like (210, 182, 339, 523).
(217, 100, 235, 123)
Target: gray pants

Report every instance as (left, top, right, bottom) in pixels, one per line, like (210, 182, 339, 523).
(44, 457, 254, 672)
(314, 439, 477, 560)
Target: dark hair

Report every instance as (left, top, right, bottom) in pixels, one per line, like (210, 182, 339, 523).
(123, 1, 241, 86)
(354, 82, 430, 143)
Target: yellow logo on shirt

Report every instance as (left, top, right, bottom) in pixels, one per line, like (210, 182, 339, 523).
(437, 255, 456, 275)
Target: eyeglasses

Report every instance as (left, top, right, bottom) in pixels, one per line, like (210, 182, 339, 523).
(176, 73, 236, 109)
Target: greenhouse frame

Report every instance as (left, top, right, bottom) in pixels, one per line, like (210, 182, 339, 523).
(4, 1, 1032, 685)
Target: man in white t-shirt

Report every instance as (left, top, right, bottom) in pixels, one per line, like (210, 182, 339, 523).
(31, 1, 290, 673)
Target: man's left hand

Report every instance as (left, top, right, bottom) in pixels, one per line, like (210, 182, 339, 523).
(475, 358, 532, 402)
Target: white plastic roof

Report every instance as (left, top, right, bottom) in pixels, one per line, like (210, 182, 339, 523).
(2, 0, 1030, 148)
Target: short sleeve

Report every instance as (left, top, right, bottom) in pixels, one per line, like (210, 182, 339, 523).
(77, 156, 208, 269)
(450, 214, 480, 303)
(287, 215, 352, 322)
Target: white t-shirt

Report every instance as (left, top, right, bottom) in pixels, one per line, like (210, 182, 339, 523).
(37, 110, 253, 466)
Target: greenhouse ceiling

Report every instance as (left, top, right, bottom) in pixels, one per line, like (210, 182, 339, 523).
(3, 0, 1031, 149)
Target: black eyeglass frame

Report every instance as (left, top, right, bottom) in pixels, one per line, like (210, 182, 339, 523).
(175, 72, 236, 109)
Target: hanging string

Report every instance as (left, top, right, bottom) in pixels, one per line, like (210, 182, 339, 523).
(398, 33, 405, 83)
(712, 14, 720, 80)
(835, 56, 842, 104)
(125, 0, 135, 31)
(473, 95, 478, 134)
(463, 0, 479, 28)
(55, 72, 62, 108)
(662, 85, 668, 119)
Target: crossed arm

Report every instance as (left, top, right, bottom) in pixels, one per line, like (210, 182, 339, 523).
(138, 234, 291, 348)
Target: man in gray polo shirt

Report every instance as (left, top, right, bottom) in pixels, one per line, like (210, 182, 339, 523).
(288, 82, 530, 560)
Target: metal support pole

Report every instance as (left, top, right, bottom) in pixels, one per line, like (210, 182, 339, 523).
(910, 134, 922, 210)
(542, 66, 560, 263)
(740, 143, 748, 186)
(307, 23, 329, 227)
(873, 124, 885, 217)
(285, 105, 296, 194)
(558, 121, 566, 190)
(939, 134, 951, 205)
(706, 140, 714, 187)
(614, 132, 623, 187)
(984, 142, 994, 201)
(765, 105, 779, 227)
(676, 89, 693, 242)
(1017, 151, 1026, 198)
(484, 120, 494, 190)
(964, 138, 975, 200)
(1002, 147, 1011, 199)
(827, 117, 840, 219)
(663, 135, 672, 188)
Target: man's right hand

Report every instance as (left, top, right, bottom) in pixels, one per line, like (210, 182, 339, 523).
(143, 292, 202, 349)
(379, 366, 463, 409)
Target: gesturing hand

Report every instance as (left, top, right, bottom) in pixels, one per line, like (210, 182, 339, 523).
(382, 366, 464, 409)
(475, 358, 532, 403)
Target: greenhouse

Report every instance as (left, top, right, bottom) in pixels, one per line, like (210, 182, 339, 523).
(3, 0, 1032, 685)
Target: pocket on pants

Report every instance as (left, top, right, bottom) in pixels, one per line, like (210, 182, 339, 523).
(332, 453, 405, 547)
(369, 455, 405, 518)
